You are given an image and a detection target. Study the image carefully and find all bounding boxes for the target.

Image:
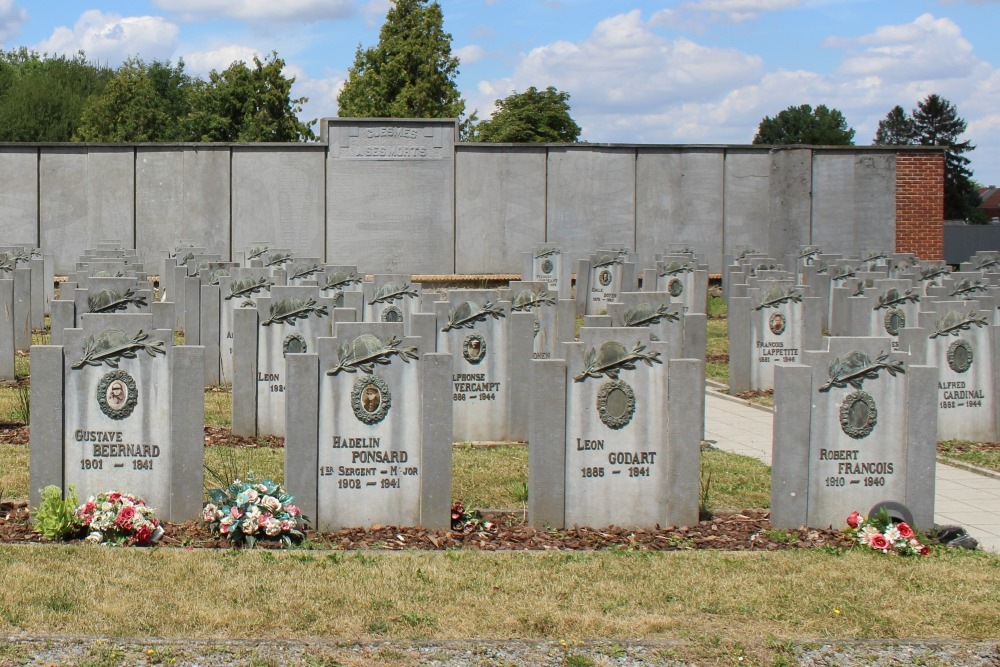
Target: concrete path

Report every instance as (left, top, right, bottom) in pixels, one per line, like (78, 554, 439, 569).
(703, 388, 1000, 552)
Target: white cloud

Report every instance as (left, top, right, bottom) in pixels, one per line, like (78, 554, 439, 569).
(455, 44, 486, 65)
(829, 14, 980, 83)
(153, 0, 354, 23)
(295, 72, 347, 124)
(470, 10, 761, 128)
(0, 0, 27, 43)
(182, 45, 261, 76)
(361, 0, 391, 27)
(34, 10, 178, 65)
(652, 0, 801, 26)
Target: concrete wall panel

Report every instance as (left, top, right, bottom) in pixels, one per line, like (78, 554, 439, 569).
(768, 149, 813, 265)
(232, 146, 325, 261)
(137, 146, 231, 264)
(723, 149, 770, 271)
(454, 145, 546, 274)
(637, 148, 726, 272)
(547, 147, 635, 266)
(854, 153, 896, 252)
(326, 119, 456, 274)
(40, 147, 134, 273)
(812, 152, 856, 254)
(0, 147, 38, 244)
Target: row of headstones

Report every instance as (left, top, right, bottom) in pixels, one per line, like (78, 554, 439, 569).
(30, 243, 714, 532)
(726, 246, 1000, 530)
(0, 244, 55, 380)
(29, 306, 705, 532)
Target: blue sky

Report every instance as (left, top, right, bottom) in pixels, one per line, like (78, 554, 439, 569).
(3, 0, 1000, 185)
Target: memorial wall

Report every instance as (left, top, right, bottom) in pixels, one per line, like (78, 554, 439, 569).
(0, 118, 941, 275)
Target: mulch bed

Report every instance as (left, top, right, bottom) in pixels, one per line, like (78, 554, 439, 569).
(0, 498, 854, 552)
(733, 389, 773, 401)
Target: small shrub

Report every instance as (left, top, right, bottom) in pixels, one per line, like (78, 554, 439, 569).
(34, 485, 79, 540)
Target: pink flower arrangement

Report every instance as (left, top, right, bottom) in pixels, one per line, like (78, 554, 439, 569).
(203, 477, 308, 548)
(74, 491, 163, 546)
(844, 509, 930, 557)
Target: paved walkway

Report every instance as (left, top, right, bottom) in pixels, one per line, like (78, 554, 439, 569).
(703, 388, 1000, 552)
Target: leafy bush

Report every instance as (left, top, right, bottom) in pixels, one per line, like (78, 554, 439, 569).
(34, 485, 79, 540)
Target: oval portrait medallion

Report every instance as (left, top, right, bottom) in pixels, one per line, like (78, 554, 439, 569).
(540, 259, 554, 275)
(839, 390, 877, 440)
(947, 339, 973, 374)
(351, 375, 391, 425)
(381, 305, 403, 323)
(463, 333, 487, 365)
(97, 370, 138, 420)
(283, 333, 307, 357)
(596, 379, 636, 430)
(769, 312, 787, 336)
(883, 308, 905, 336)
(667, 278, 684, 297)
(598, 269, 613, 287)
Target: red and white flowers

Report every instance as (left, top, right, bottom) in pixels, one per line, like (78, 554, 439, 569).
(844, 509, 930, 556)
(74, 491, 163, 546)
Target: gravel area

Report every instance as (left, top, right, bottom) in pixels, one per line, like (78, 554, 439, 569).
(1, 637, 998, 666)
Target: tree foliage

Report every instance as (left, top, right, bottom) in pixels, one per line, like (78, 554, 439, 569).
(0, 48, 111, 141)
(752, 104, 855, 146)
(337, 0, 465, 121)
(468, 86, 581, 143)
(874, 94, 983, 223)
(0, 48, 312, 143)
(76, 57, 191, 142)
(184, 52, 314, 142)
(873, 105, 915, 146)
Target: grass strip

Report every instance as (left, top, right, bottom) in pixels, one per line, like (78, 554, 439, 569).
(0, 547, 994, 641)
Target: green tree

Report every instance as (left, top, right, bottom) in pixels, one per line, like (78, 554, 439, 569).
(76, 57, 192, 142)
(873, 105, 915, 146)
(337, 0, 465, 121)
(0, 48, 110, 142)
(468, 86, 581, 143)
(752, 104, 855, 145)
(184, 52, 314, 142)
(875, 94, 983, 223)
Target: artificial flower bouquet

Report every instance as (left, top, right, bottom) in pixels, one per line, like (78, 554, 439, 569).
(74, 491, 164, 546)
(203, 478, 307, 548)
(845, 508, 930, 556)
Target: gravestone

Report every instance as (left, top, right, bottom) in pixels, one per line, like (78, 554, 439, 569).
(284, 321, 452, 530)
(29, 312, 204, 521)
(200, 268, 275, 385)
(232, 285, 334, 437)
(728, 282, 822, 393)
(771, 337, 937, 530)
(643, 257, 709, 314)
(606, 291, 707, 363)
(528, 327, 702, 528)
(434, 290, 534, 442)
(522, 245, 572, 299)
(285, 258, 325, 286)
(844, 280, 920, 350)
(363, 275, 424, 330)
(901, 301, 999, 442)
(575, 249, 636, 316)
(0, 279, 14, 380)
(499, 281, 575, 361)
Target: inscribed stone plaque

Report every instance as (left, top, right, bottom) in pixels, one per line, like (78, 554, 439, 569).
(750, 286, 806, 390)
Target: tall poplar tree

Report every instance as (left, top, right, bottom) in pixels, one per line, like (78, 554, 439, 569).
(337, 0, 465, 120)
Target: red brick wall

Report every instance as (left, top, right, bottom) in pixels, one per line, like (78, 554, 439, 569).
(895, 150, 944, 260)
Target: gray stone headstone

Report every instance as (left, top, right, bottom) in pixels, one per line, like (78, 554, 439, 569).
(523, 245, 572, 300)
(771, 337, 937, 530)
(285, 321, 452, 530)
(363, 275, 424, 331)
(528, 327, 702, 529)
(28, 312, 204, 522)
(232, 285, 334, 437)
